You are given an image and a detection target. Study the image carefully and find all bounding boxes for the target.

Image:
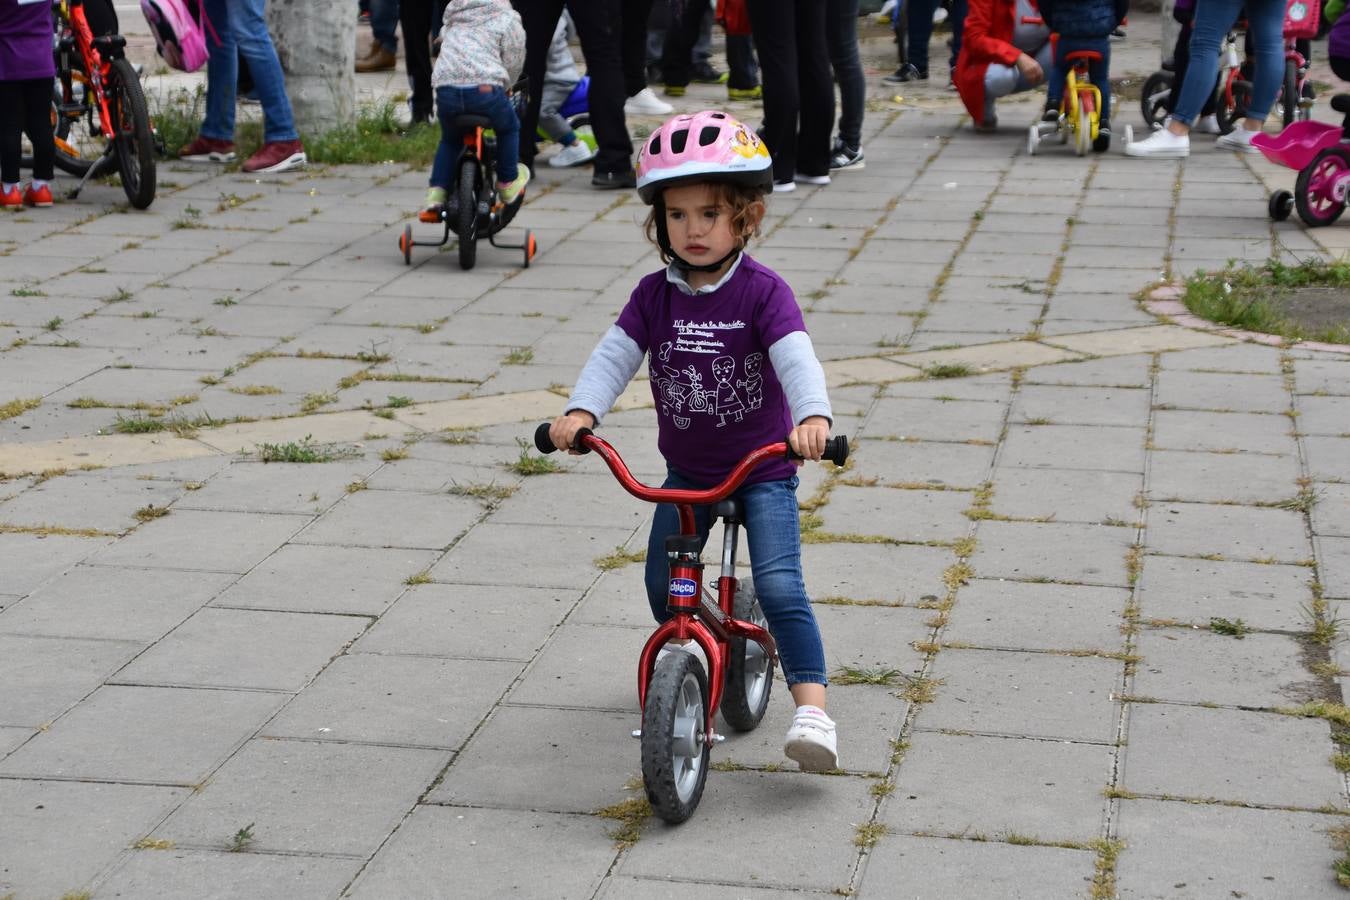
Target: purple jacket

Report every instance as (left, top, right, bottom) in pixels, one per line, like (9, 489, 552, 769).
(1333, 9, 1350, 62)
(0, 0, 55, 81)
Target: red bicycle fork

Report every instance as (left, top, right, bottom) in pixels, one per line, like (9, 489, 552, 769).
(636, 507, 777, 750)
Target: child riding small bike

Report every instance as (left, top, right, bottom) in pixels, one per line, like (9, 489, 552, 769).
(1038, 0, 1127, 151)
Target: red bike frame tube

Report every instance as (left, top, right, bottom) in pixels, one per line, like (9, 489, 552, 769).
(66, 0, 117, 141)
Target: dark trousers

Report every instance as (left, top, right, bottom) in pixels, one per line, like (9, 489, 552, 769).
(948, 0, 966, 71)
(660, 0, 711, 88)
(513, 0, 632, 175)
(401, 0, 445, 120)
(726, 33, 759, 89)
(826, 0, 864, 149)
(906, 0, 938, 72)
(622, 0, 656, 97)
(747, 0, 834, 181)
(1, 79, 54, 184)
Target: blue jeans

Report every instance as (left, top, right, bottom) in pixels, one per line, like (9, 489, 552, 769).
(826, 0, 865, 149)
(1172, 0, 1284, 126)
(1047, 36, 1112, 126)
(430, 84, 520, 189)
(370, 0, 398, 53)
(643, 469, 828, 687)
(201, 0, 298, 143)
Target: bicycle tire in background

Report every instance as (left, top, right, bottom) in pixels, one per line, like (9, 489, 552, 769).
(1281, 60, 1298, 127)
(1139, 70, 1172, 130)
(108, 58, 156, 208)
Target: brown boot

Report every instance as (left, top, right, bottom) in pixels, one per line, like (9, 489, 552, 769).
(356, 44, 396, 73)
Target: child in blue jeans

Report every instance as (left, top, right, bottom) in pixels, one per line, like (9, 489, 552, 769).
(1038, 0, 1128, 151)
(422, 0, 528, 221)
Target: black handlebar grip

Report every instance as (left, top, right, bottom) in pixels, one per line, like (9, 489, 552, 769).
(534, 422, 556, 454)
(785, 434, 848, 466)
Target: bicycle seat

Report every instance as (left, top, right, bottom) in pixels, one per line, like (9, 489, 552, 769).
(1331, 94, 1350, 115)
(713, 499, 744, 524)
(1064, 50, 1103, 63)
(453, 113, 494, 129)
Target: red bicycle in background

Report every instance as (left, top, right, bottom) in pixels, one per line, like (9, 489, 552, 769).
(533, 423, 848, 823)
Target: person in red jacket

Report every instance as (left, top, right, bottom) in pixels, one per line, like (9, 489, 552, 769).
(953, 0, 1053, 131)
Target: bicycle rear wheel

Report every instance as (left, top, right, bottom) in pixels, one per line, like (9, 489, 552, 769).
(21, 74, 99, 176)
(721, 579, 773, 733)
(1281, 59, 1297, 128)
(108, 58, 156, 209)
(456, 157, 478, 271)
(1140, 71, 1172, 130)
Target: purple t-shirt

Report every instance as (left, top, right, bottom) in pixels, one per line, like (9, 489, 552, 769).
(615, 255, 803, 487)
(0, 0, 56, 82)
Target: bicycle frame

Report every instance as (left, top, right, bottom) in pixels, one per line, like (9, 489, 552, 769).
(57, 0, 117, 144)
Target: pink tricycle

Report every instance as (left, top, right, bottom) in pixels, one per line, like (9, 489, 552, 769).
(1256, 96, 1350, 226)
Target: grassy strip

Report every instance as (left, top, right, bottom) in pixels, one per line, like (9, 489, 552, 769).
(1180, 258, 1350, 345)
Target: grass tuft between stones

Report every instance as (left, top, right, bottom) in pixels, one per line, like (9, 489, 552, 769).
(1180, 258, 1350, 345)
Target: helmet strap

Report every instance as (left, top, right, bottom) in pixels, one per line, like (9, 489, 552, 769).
(654, 200, 743, 274)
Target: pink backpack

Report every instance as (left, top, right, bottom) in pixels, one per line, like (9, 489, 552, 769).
(140, 0, 211, 72)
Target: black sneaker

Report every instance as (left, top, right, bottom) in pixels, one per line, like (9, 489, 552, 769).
(1042, 107, 1060, 123)
(882, 63, 927, 84)
(829, 141, 865, 171)
(1110, 27, 1126, 39)
(592, 169, 636, 189)
(1093, 126, 1112, 153)
(692, 63, 727, 84)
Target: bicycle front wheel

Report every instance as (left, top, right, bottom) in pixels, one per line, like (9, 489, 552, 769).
(108, 58, 156, 209)
(641, 650, 710, 824)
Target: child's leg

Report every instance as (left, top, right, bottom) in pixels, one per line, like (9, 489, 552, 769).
(480, 87, 521, 184)
(0, 82, 24, 187)
(20, 79, 55, 182)
(428, 86, 464, 191)
(538, 80, 576, 144)
(643, 472, 713, 624)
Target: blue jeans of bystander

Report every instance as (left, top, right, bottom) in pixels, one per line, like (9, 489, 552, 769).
(1171, 0, 1283, 126)
(201, 0, 298, 144)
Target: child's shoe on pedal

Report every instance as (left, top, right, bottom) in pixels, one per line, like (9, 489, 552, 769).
(1216, 122, 1261, 153)
(784, 705, 838, 772)
(1, 184, 21, 209)
(1093, 125, 1111, 153)
(419, 187, 446, 223)
(498, 166, 530, 205)
(23, 182, 53, 208)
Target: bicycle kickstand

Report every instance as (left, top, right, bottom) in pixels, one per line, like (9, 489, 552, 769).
(68, 147, 115, 201)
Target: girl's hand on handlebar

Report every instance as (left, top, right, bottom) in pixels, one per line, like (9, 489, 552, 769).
(1016, 52, 1044, 86)
(788, 416, 831, 464)
(549, 410, 596, 454)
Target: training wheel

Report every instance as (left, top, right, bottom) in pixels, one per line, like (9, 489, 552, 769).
(523, 231, 537, 268)
(1027, 124, 1040, 156)
(1268, 190, 1294, 222)
(399, 224, 412, 266)
(1123, 124, 1135, 148)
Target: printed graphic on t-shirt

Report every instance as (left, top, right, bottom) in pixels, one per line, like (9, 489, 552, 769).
(651, 319, 764, 430)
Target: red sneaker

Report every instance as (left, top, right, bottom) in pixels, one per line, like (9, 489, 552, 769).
(242, 140, 306, 173)
(23, 184, 53, 208)
(179, 136, 237, 163)
(0, 185, 21, 209)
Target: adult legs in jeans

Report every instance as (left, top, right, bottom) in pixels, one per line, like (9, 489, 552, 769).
(1047, 36, 1111, 125)
(1169, 0, 1282, 131)
(825, 0, 865, 151)
(0, 80, 55, 185)
(201, 0, 298, 143)
(369, 0, 399, 54)
(642, 473, 828, 692)
(1166, 22, 1220, 118)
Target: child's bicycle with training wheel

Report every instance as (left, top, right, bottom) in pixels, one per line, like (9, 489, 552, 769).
(1255, 95, 1350, 227)
(1027, 49, 1108, 157)
(399, 83, 537, 272)
(532, 423, 848, 823)
(22, 0, 157, 208)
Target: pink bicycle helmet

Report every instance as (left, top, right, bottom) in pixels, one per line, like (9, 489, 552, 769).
(635, 110, 773, 204)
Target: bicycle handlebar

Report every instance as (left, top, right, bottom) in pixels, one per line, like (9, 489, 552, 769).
(532, 422, 848, 505)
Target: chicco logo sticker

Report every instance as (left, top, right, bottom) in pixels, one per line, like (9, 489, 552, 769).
(669, 577, 698, 598)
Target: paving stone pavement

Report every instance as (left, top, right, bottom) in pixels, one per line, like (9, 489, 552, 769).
(2, 10, 1350, 899)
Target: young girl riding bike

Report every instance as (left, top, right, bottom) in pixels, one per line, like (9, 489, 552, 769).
(547, 110, 840, 772)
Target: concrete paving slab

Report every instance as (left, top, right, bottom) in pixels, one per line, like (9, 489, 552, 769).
(1000, 423, 1146, 473)
(989, 467, 1142, 524)
(1136, 555, 1315, 631)
(803, 541, 954, 605)
(971, 520, 1135, 586)
(175, 459, 379, 515)
(1123, 705, 1342, 809)
(619, 770, 873, 893)
(1115, 799, 1344, 900)
(211, 544, 435, 616)
(349, 806, 615, 900)
(428, 523, 634, 589)
(426, 705, 639, 813)
(898, 341, 1086, 373)
(1321, 536, 1350, 601)
(1304, 435, 1350, 483)
(1011, 384, 1152, 427)
(1156, 370, 1291, 413)
(355, 582, 573, 660)
(1299, 395, 1350, 436)
(0, 565, 231, 641)
(0, 633, 143, 727)
(0, 471, 183, 533)
(923, 648, 1120, 742)
(867, 836, 1096, 898)
(0, 726, 31, 755)
(0, 684, 284, 783)
(1043, 325, 1235, 357)
(154, 738, 448, 856)
(509, 622, 649, 711)
(866, 396, 1007, 443)
(818, 485, 971, 544)
(1152, 409, 1299, 455)
(0, 780, 186, 900)
(1312, 484, 1350, 537)
(1133, 629, 1320, 708)
(883, 373, 1013, 402)
(1147, 502, 1311, 564)
(90, 508, 310, 572)
(93, 849, 363, 900)
(0, 531, 112, 595)
(886, 731, 1111, 841)
(1293, 357, 1350, 394)
(1148, 449, 1303, 504)
(846, 438, 996, 488)
(292, 489, 480, 550)
(945, 579, 1129, 652)
(110, 607, 367, 692)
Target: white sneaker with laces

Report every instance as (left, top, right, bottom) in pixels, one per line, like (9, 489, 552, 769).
(1216, 123, 1261, 153)
(784, 705, 838, 772)
(1194, 114, 1222, 135)
(1124, 127, 1189, 158)
(548, 140, 596, 168)
(625, 87, 674, 116)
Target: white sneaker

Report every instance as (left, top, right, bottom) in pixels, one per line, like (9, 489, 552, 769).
(794, 173, 831, 185)
(784, 705, 838, 772)
(548, 140, 596, 168)
(1124, 127, 1189, 158)
(932, 5, 948, 24)
(625, 87, 674, 116)
(772, 179, 796, 193)
(1216, 123, 1261, 153)
(1194, 114, 1222, 135)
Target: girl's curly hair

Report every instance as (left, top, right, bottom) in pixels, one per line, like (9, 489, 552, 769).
(643, 181, 768, 265)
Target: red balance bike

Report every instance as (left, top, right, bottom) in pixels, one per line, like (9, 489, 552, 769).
(533, 423, 848, 823)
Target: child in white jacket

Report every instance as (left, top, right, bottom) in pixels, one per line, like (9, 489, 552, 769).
(422, 0, 527, 221)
